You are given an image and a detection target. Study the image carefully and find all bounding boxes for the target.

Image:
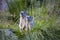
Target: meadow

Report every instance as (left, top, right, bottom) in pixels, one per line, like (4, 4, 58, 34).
(0, 0, 60, 40)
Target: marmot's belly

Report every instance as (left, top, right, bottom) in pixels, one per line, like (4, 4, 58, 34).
(22, 19, 26, 26)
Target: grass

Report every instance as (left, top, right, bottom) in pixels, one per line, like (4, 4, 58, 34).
(0, 7, 60, 40)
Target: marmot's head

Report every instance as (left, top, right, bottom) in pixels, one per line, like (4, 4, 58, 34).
(20, 11, 27, 17)
(27, 16, 33, 21)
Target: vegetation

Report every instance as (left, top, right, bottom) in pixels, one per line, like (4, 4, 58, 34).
(0, 0, 60, 40)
